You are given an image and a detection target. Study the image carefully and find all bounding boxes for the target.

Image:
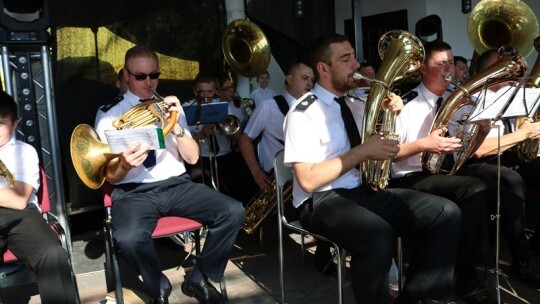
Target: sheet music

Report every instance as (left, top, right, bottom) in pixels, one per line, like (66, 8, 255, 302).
(105, 126, 165, 153)
(466, 85, 540, 123)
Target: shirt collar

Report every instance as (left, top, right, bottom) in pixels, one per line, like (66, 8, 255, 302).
(312, 83, 340, 107)
(0, 136, 16, 152)
(418, 82, 443, 109)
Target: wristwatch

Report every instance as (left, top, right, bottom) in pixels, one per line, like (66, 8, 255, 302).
(172, 126, 185, 138)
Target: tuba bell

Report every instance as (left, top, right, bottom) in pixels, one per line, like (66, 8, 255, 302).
(222, 19, 271, 78)
(359, 30, 425, 191)
(515, 36, 540, 163)
(70, 98, 177, 189)
(421, 47, 527, 174)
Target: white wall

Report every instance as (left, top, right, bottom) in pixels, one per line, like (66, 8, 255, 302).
(335, 0, 540, 67)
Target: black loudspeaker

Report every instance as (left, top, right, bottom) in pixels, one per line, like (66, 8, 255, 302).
(462, 0, 472, 14)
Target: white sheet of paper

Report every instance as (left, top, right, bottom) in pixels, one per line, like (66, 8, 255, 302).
(104, 126, 165, 153)
(467, 86, 540, 123)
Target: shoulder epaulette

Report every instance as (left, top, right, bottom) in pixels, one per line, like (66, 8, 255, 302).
(99, 95, 124, 113)
(295, 94, 317, 111)
(400, 90, 418, 104)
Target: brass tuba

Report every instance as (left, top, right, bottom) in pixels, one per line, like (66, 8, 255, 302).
(359, 30, 425, 191)
(421, 47, 527, 174)
(222, 19, 271, 78)
(515, 36, 540, 162)
(70, 98, 177, 189)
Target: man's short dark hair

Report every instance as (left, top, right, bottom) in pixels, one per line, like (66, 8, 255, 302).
(423, 40, 452, 62)
(0, 91, 18, 122)
(309, 33, 349, 78)
(454, 56, 468, 66)
(124, 45, 159, 68)
(287, 58, 310, 75)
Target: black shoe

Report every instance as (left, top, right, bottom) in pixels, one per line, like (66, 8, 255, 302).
(181, 275, 223, 304)
(512, 259, 540, 289)
(458, 285, 497, 304)
(314, 242, 337, 276)
(153, 278, 172, 304)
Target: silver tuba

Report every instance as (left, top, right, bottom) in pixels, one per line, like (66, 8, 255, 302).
(421, 47, 527, 174)
(359, 30, 424, 191)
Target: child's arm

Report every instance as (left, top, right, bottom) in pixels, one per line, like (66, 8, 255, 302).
(0, 181, 33, 210)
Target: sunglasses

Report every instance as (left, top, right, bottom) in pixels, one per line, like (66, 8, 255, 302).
(126, 69, 161, 81)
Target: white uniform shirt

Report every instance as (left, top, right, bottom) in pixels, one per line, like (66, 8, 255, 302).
(250, 86, 277, 107)
(392, 82, 452, 178)
(283, 83, 364, 207)
(0, 137, 39, 207)
(94, 90, 192, 184)
(186, 98, 238, 157)
(243, 91, 296, 172)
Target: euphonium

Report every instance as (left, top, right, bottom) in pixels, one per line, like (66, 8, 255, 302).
(70, 97, 177, 189)
(359, 30, 425, 191)
(515, 36, 540, 162)
(242, 171, 293, 234)
(0, 159, 14, 187)
(422, 47, 527, 174)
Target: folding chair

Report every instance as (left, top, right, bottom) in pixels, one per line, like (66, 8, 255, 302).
(102, 182, 227, 303)
(0, 167, 80, 303)
(275, 150, 346, 304)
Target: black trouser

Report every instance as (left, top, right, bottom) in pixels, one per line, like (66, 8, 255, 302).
(299, 187, 461, 304)
(0, 204, 78, 304)
(390, 173, 491, 272)
(111, 174, 244, 298)
(461, 158, 531, 262)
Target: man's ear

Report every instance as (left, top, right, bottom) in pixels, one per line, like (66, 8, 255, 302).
(285, 74, 292, 86)
(317, 62, 329, 77)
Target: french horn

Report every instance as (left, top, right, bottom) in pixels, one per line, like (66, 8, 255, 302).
(360, 30, 425, 191)
(70, 98, 177, 189)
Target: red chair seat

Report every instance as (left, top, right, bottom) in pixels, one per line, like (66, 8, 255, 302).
(3, 250, 17, 264)
(152, 217, 203, 238)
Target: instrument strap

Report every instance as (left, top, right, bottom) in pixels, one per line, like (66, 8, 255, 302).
(273, 95, 290, 116)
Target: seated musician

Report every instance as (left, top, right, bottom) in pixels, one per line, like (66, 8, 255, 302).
(390, 40, 495, 303)
(185, 73, 256, 204)
(0, 91, 79, 304)
(458, 49, 540, 290)
(94, 45, 244, 304)
(284, 33, 461, 304)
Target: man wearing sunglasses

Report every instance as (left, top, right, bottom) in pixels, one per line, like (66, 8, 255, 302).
(94, 45, 244, 304)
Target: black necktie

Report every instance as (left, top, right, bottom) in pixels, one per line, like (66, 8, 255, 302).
(434, 97, 456, 172)
(435, 96, 443, 113)
(138, 99, 156, 169)
(335, 97, 362, 148)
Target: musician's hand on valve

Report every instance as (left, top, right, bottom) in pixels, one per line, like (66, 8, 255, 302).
(253, 168, 272, 192)
(360, 134, 400, 161)
(163, 96, 182, 118)
(382, 92, 403, 114)
(518, 119, 540, 140)
(424, 128, 462, 154)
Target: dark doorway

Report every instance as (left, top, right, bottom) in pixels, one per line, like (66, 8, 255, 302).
(345, 9, 408, 71)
